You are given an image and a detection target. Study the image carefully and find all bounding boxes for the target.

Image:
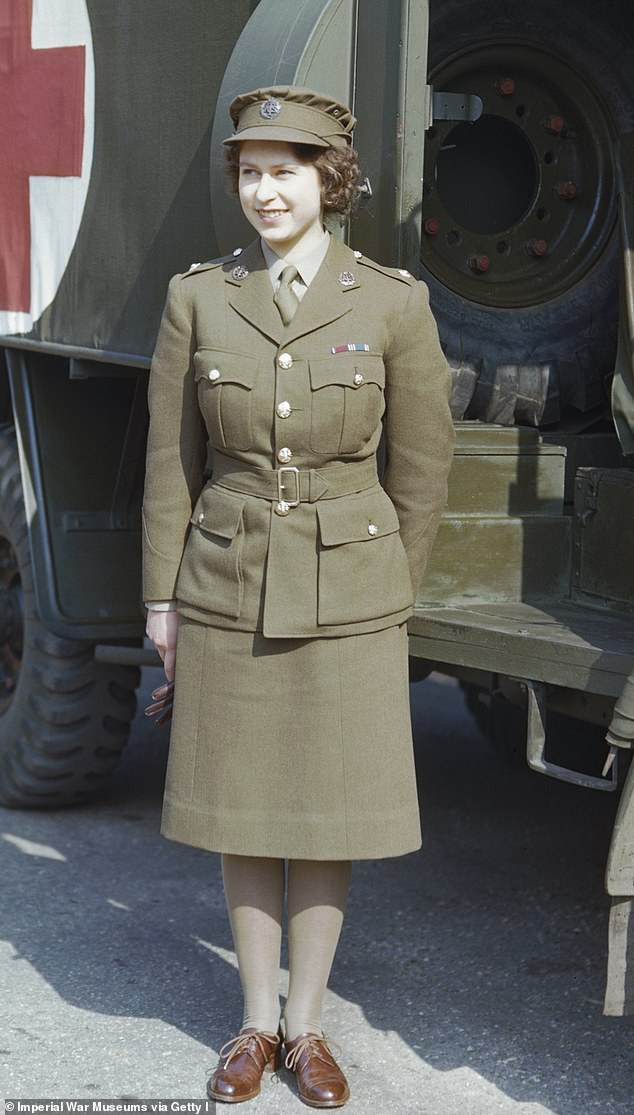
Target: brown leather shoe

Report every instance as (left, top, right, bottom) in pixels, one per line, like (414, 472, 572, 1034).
(207, 1028, 281, 1103)
(284, 1033, 350, 1108)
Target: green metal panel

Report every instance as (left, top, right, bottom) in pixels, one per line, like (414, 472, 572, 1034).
(419, 516, 571, 604)
(417, 422, 569, 604)
(351, 0, 431, 271)
(542, 429, 624, 504)
(7, 349, 145, 639)
(573, 468, 634, 611)
(447, 423, 566, 516)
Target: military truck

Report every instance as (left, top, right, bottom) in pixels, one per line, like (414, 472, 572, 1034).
(1, 0, 633, 1011)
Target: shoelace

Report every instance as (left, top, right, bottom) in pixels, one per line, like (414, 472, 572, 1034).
(284, 1034, 339, 1072)
(218, 1030, 280, 1068)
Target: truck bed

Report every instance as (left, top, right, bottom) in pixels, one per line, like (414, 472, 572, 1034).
(409, 600, 634, 698)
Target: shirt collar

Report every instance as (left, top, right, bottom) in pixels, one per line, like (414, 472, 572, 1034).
(261, 231, 330, 289)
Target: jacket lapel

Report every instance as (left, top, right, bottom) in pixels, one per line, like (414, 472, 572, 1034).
(225, 241, 285, 345)
(282, 237, 358, 346)
(225, 236, 360, 347)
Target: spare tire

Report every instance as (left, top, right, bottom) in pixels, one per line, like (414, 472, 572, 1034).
(421, 0, 634, 426)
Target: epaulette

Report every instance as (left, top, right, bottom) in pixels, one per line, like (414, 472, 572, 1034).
(181, 248, 244, 278)
(354, 253, 417, 286)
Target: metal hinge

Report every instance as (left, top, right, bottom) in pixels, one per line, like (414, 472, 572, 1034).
(431, 89, 483, 124)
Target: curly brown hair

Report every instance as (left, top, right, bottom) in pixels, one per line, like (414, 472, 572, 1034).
(224, 143, 360, 217)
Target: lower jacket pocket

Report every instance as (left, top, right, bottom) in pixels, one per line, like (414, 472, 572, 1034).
(176, 487, 246, 619)
(316, 489, 414, 625)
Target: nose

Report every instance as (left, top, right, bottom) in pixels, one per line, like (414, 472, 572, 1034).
(255, 173, 276, 202)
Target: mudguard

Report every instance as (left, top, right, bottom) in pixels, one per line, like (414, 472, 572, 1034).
(604, 665, 634, 1014)
(611, 133, 634, 456)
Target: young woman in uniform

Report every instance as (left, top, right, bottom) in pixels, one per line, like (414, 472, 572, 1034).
(143, 86, 454, 1107)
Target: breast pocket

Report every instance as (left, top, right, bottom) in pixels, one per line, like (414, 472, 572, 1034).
(194, 349, 259, 451)
(316, 488, 413, 625)
(176, 487, 246, 619)
(308, 355, 385, 454)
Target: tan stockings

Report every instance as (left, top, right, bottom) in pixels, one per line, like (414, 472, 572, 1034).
(221, 854, 351, 1040)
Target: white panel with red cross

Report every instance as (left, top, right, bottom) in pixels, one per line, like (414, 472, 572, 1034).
(0, 0, 94, 335)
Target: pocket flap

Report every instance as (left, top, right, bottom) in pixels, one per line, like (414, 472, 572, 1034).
(191, 486, 245, 539)
(309, 354, 385, 390)
(194, 349, 259, 389)
(317, 490, 400, 546)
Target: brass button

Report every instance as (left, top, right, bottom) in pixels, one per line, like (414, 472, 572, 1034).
(353, 372, 364, 386)
(208, 368, 221, 381)
(274, 501, 291, 516)
(276, 401, 292, 419)
(277, 447, 293, 464)
(367, 523, 379, 536)
(278, 352, 293, 370)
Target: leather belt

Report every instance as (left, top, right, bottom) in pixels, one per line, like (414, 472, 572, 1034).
(211, 453, 378, 516)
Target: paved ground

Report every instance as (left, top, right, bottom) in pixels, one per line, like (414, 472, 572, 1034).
(1, 670, 633, 1114)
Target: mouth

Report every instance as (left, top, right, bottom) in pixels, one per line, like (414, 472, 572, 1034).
(256, 209, 287, 221)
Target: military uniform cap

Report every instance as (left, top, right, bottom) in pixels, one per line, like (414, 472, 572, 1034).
(223, 86, 356, 149)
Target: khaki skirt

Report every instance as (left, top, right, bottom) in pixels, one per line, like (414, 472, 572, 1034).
(161, 620, 422, 860)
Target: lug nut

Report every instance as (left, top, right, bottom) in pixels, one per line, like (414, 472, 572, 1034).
(556, 180, 578, 199)
(469, 254, 490, 274)
(527, 238, 548, 257)
(496, 77, 516, 96)
(545, 114, 566, 135)
(424, 217, 441, 236)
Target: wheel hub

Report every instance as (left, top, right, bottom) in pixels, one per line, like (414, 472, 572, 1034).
(422, 40, 617, 308)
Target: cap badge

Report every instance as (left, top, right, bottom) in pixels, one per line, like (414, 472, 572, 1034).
(260, 98, 282, 119)
(231, 264, 249, 280)
(338, 271, 356, 287)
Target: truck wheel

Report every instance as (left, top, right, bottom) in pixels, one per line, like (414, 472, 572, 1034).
(422, 0, 634, 426)
(0, 427, 140, 808)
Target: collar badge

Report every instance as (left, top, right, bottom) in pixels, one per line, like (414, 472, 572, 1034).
(231, 264, 249, 280)
(338, 271, 356, 287)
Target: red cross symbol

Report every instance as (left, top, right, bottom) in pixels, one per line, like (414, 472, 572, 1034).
(0, 0, 85, 313)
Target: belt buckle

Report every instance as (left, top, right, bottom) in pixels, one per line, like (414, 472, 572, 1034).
(276, 466, 300, 516)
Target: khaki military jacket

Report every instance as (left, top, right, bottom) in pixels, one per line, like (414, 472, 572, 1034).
(142, 235, 454, 638)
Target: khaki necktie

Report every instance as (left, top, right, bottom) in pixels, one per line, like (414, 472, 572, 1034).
(274, 265, 300, 326)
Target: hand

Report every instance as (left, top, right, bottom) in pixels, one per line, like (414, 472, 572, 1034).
(144, 680, 175, 726)
(146, 609, 181, 681)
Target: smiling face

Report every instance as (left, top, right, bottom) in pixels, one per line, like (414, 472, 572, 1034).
(238, 140, 325, 258)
